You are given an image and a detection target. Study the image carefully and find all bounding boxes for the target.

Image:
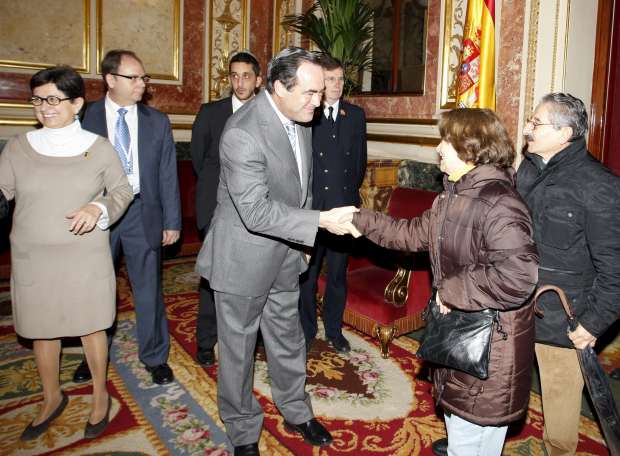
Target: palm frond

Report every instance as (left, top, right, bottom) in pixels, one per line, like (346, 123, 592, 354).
(282, 0, 374, 95)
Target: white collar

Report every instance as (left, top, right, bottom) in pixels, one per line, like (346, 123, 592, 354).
(105, 93, 137, 115)
(231, 94, 245, 113)
(265, 91, 294, 126)
(323, 100, 340, 120)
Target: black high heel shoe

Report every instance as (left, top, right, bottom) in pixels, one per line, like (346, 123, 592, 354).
(83, 395, 112, 439)
(20, 392, 69, 441)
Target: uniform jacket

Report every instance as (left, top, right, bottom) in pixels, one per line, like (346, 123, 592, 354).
(311, 101, 367, 209)
(195, 90, 319, 297)
(353, 165, 539, 426)
(82, 99, 182, 249)
(190, 97, 233, 230)
(517, 138, 620, 347)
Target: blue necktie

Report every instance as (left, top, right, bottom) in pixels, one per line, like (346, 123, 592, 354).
(114, 108, 132, 174)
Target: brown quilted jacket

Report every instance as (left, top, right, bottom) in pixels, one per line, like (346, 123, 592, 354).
(353, 165, 539, 426)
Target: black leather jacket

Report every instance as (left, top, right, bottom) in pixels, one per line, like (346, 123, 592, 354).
(517, 138, 620, 347)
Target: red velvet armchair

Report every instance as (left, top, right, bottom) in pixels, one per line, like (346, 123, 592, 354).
(176, 160, 202, 256)
(318, 187, 437, 357)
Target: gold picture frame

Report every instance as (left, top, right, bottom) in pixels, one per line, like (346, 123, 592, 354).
(0, 0, 90, 72)
(96, 0, 181, 80)
(439, 0, 468, 109)
(273, 0, 302, 54)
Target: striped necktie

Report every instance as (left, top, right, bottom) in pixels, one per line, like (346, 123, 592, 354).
(114, 107, 132, 174)
(284, 121, 302, 181)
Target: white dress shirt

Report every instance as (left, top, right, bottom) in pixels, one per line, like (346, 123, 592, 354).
(264, 91, 302, 182)
(323, 99, 340, 122)
(232, 94, 245, 113)
(104, 94, 141, 194)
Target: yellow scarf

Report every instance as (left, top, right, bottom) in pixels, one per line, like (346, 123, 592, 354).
(448, 163, 476, 182)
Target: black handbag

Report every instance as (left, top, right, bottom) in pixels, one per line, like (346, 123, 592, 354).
(417, 293, 507, 380)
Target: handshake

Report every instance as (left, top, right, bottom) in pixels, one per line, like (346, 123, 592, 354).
(318, 206, 362, 237)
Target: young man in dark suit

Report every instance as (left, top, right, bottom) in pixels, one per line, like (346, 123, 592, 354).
(73, 49, 181, 385)
(299, 55, 367, 353)
(190, 52, 262, 366)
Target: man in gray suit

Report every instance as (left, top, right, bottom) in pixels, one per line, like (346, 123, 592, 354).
(195, 47, 354, 456)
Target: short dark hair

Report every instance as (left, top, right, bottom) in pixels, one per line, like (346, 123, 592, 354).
(30, 65, 85, 100)
(266, 46, 322, 93)
(229, 51, 261, 76)
(101, 49, 143, 85)
(438, 108, 515, 168)
(319, 54, 343, 71)
(540, 92, 588, 141)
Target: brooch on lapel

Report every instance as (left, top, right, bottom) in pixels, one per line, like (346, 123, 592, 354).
(339, 109, 346, 117)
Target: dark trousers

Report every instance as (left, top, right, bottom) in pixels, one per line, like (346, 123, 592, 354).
(299, 231, 350, 341)
(110, 199, 170, 366)
(195, 227, 217, 350)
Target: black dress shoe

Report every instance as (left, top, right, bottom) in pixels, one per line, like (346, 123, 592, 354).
(72, 359, 92, 383)
(145, 363, 174, 385)
(431, 437, 448, 456)
(196, 347, 216, 366)
(20, 392, 69, 441)
(327, 335, 351, 353)
(285, 418, 333, 447)
(84, 395, 112, 439)
(234, 442, 260, 455)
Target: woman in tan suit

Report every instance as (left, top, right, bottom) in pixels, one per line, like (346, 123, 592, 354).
(0, 66, 132, 440)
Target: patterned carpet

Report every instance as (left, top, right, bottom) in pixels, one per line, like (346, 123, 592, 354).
(0, 256, 615, 455)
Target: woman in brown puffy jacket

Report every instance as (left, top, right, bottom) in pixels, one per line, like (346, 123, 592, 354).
(347, 109, 539, 455)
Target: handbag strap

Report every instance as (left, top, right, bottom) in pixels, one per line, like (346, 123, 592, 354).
(533, 284, 578, 329)
(494, 311, 508, 340)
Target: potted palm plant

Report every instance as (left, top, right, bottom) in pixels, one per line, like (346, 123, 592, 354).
(282, 0, 374, 95)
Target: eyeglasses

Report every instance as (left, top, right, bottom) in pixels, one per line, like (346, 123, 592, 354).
(325, 76, 345, 83)
(525, 118, 554, 129)
(29, 95, 72, 106)
(229, 73, 255, 81)
(111, 73, 151, 83)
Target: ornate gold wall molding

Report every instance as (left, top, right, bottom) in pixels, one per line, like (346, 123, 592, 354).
(524, 0, 540, 118)
(0, 0, 90, 72)
(207, 0, 249, 100)
(96, 0, 181, 80)
(439, 0, 467, 109)
(273, 0, 302, 54)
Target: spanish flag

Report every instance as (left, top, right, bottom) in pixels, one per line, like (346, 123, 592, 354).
(456, 0, 495, 109)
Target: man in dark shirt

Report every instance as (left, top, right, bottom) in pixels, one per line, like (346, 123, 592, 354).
(299, 55, 367, 353)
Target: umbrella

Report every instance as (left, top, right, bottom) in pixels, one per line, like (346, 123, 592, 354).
(534, 285, 620, 455)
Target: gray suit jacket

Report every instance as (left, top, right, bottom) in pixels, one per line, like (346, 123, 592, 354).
(195, 90, 319, 297)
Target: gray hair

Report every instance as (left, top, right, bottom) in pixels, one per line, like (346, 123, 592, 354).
(540, 92, 588, 141)
(266, 47, 322, 94)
